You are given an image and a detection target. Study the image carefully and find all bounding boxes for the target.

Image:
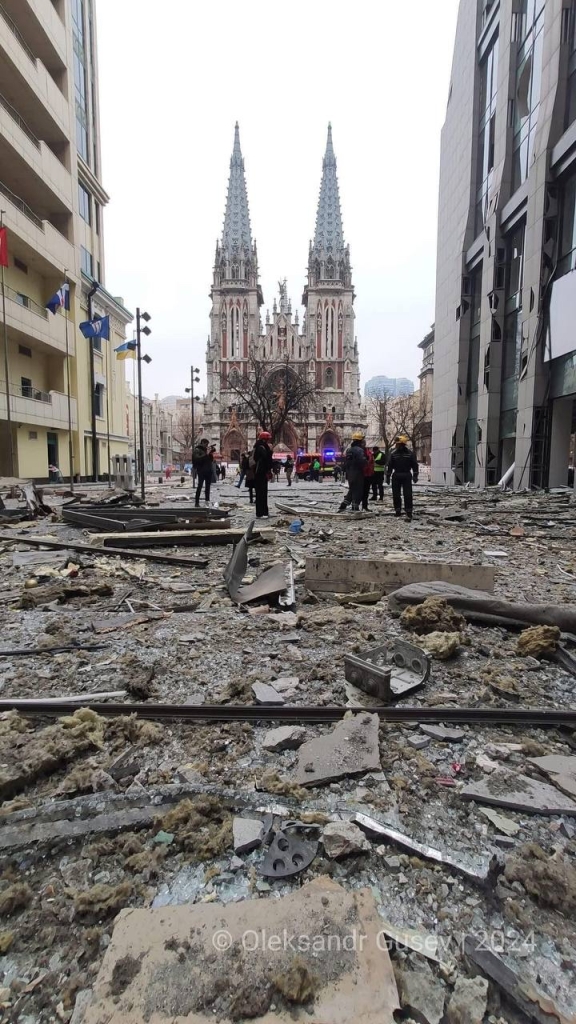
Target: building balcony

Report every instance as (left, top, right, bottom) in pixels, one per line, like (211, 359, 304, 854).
(0, 380, 77, 430)
(0, 99, 72, 210)
(0, 180, 75, 277)
(4, 285, 74, 357)
(0, 6, 68, 141)
(4, 0, 67, 68)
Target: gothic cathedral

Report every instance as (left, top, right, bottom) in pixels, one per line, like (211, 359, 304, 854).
(204, 123, 365, 460)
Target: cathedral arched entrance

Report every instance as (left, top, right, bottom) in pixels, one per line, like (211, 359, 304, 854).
(276, 421, 299, 453)
(318, 429, 341, 454)
(222, 428, 246, 463)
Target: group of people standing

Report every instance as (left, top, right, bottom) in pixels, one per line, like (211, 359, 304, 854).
(339, 432, 418, 518)
(193, 431, 419, 520)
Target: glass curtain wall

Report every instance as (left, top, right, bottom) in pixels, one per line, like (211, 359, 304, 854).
(512, 0, 545, 191)
(464, 268, 482, 482)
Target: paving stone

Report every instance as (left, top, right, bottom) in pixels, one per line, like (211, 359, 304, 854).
(251, 682, 284, 706)
(81, 877, 399, 1024)
(232, 816, 263, 854)
(261, 725, 306, 752)
(420, 724, 465, 742)
(321, 821, 371, 859)
(293, 713, 381, 787)
(407, 735, 431, 750)
(395, 967, 446, 1024)
(462, 770, 576, 815)
(446, 975, 488, 1024)
(382, 854, 401, 871)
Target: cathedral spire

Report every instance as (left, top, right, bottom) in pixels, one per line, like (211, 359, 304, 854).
(221, 121, 252, 256)
(313, 122, 345, 254)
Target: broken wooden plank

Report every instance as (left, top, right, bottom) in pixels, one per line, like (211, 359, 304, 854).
(93, 527, 275, 549)
(0, 534, 209, 568)
(305, 556, 495, 595)
(88, 519, 232, 538)
(463, 935, 576, 1024)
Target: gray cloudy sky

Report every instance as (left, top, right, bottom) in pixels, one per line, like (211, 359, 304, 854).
(97, 0, 459, 400)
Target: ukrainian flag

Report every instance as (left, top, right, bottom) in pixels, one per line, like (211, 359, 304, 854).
(115, 341, 136, 360)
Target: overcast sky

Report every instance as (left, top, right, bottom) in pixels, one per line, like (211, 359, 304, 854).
(97, 0, 459, 400)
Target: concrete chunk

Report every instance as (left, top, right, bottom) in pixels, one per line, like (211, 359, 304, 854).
(293, 713, 381, 787)
(420, 724, 465, 742)
(232, 816, 263, 854)
(262, 725, 306, 752)
(321, 821, 371, 859)
(395, 968, 446, 1024)
(251, 682, 284, 706)
(407, 735, 431, 750)
(446, 975, 488, 1024)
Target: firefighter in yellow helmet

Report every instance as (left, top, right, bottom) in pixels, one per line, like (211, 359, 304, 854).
(338, 431, 367, 512)
(386, 435, 419, 519)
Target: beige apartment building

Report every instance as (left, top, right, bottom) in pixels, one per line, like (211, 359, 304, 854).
(0, 0, 131, 482)
(433, 0, 576, 488)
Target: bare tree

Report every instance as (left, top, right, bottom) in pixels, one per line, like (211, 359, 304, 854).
(172, 409, 193, 463)
(367, 395, 395, 455)
(390, 392, 431, 455)
(223, 357, 317, 445)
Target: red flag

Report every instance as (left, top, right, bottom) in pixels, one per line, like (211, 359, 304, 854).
(0, 227, 8, 268)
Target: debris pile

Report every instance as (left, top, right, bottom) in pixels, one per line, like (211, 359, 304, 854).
(0, 477, 575, 1021)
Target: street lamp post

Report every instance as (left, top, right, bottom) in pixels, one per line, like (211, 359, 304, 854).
(185, 366, 200, 466)
(135, 307, 152, 501)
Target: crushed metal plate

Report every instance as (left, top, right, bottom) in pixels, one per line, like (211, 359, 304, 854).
(260, 828, 318, 878)
(224, 519, 295, 606)
(344, 638, 430, 703)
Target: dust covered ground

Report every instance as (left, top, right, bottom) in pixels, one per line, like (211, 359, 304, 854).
(0, 477, 575, 1023)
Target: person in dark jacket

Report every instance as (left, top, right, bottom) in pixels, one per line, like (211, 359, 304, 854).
(371, 445, 386, 501)
(338, 433, 368, 511)
(284, 455, 294, 486)
(386, 435, 418, 519)
(245, 458, 256, 503)
(253, 431, 274, 518)
(193, 438, 213, 507)
(362, 446, 374, 511)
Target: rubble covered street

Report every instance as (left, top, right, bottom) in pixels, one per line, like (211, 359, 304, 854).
(0, 477, 576, 1023)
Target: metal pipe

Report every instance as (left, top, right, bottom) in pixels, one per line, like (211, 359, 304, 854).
(498, 461, 515, 490)
(64, 270, 74, 491)
(87, 280, 99, 481)
(1, 701, 574, 727)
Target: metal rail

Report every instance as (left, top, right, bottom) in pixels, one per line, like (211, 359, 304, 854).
(1, 701, 574, 727)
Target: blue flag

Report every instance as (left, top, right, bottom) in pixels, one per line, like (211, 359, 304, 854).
(79, 315, 110, 340)
(46, 283, 70, 314)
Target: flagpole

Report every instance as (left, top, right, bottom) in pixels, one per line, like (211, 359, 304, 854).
(0, 212, 15, 478)
(105, 328, 111, 488)
(132, 347, 137, 486)
(87, 282, 99, 482)
(63, 271, 74, 493)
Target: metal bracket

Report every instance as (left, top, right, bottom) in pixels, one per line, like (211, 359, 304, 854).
(344, 638, 430, 703)
(259, 826, 319, 878)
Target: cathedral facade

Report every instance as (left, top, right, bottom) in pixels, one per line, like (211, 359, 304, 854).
(203, 123, 365, 460)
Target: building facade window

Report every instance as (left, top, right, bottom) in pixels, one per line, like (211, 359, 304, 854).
(73, 0, 90, 166)
(464, 267, 482, 482)
(558, 172, 576, 276)
(475, 35, 499, 236)
(78, 183, 91, 223)
(512, 2, 545, 190)
(81, 245, 93, 277)
(498, 221, 525, 473)
(94, 382, 104, 417)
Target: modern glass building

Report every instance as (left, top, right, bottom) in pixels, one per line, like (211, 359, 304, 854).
(432, 0, 576, 488)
